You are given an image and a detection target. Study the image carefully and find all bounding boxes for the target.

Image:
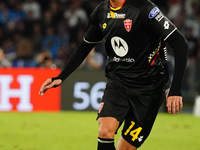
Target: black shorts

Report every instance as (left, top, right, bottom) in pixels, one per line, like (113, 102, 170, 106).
(97, 80, 165, 148)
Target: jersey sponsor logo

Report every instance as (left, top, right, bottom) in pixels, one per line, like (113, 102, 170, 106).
(148, 44, 161, 62)
(124, 19, 132, 32)
(111, 37, 129, 57)
(113, 56, 135, 63)
(164, 21, 170, 29)
(107, 11, 125, 19)
(149, 7, 160, 19)
(155, 12, 164, 22)
(163, 47, 167, 60)
(138, 136, 144, 142)
(148, 44, 161, 66)
(103, 23, 107, 29)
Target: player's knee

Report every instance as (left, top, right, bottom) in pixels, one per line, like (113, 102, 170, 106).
(98, 127, 115, 139)
(98, 117, 119, 139)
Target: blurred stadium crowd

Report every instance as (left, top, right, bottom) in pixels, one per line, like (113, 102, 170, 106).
(0, 0, 200, 100)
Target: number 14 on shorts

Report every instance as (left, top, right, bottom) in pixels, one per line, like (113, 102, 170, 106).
(124, 121, 143, 142)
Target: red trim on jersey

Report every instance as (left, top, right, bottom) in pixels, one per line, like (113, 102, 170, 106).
(121, 0, 126, 8)
(150, 52, 159, 66)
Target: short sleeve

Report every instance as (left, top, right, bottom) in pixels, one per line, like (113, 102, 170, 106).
(145, 2, 177, 41)
(84, 7, 104, 43)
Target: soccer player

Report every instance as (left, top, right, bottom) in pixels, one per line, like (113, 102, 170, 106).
(39, 0, 189, 149)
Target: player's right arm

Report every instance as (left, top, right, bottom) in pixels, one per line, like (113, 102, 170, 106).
(39, 4, 103, 96)
(39, 78, 62, 96)
(39, 41, 96, 96)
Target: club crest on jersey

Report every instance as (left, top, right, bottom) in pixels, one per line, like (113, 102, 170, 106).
(149, 7, 160, 19)
(124, 19, 132, 32)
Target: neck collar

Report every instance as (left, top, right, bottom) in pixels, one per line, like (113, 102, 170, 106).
(110, 0, 126, 11)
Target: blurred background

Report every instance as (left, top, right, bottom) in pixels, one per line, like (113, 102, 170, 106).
(0, 1, 200, 149)
(0, 0, 200, 113)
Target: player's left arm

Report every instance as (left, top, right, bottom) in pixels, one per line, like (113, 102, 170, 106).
(165, 29, 189, 115)
(145, 3, 189, 115)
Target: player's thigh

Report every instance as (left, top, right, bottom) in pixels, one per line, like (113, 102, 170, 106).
(97, 80, 130, 122)
(121, 91, 165, 148)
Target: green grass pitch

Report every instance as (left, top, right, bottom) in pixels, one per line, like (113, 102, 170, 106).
(0, 111, 200, 150)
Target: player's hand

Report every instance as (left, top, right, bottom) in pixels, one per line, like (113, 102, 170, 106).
(166, 92, 183, 115)
(39, 78, 62, 96)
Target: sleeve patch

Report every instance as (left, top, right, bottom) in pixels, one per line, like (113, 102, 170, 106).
(149, 7, 160, 19)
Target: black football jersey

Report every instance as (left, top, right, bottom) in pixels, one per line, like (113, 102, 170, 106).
(84, 0, 177, 92)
